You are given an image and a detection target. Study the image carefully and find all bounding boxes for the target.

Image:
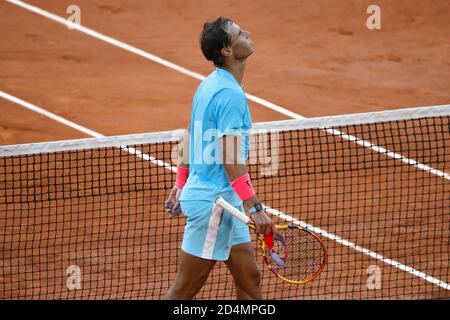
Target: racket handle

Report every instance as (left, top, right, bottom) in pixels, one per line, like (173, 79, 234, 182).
(216, 197, 275, 250)
(264, 233, 274, 250)
(215, 196, 251, 225)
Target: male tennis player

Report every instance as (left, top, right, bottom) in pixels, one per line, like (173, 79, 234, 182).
(164, 17, 276, 300)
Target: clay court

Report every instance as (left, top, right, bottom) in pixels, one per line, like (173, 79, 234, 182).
(0, 0, 449, 299)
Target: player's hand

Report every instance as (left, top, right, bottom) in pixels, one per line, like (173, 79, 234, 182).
(250, 209, 276, 236)
(164, 186, 183, 217)
(273, 229, 286, 247)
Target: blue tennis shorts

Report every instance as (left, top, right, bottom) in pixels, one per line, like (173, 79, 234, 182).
(179, 200, 251, 261)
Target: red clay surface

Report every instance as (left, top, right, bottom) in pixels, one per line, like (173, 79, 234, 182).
(0, 0, 449, 300)
(1, 0, 449, 144)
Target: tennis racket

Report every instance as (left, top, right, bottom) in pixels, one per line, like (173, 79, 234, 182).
(215, 196, 326, 284)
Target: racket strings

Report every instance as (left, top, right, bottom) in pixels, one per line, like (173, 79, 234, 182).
(269, 228, 325, 282)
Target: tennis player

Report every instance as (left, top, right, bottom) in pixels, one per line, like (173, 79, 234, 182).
(164, 17, 276, 300)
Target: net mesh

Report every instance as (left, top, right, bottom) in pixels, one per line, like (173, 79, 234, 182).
(0, 107, 449, 299)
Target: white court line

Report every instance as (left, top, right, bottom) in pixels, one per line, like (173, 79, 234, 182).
(0, 91, 177, 172)
(6, 0, 449, 182)
(324, 127, 450, 181)
(4, 0, 305, 119)
(265, 207, 450, 290)
(1, 90, 448, 291)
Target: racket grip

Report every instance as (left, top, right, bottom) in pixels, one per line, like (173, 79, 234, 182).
(215, 196, 251, 225)
(264, 233, 274, 250)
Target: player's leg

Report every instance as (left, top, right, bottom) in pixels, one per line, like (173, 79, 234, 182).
(225, 241, 262, 300)
(164, 200, 221, 299)
(225, 212, 262, 300)
(164, 250, 216, 300)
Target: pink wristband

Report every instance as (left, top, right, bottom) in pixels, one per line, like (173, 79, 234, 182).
(175, 165, 189, 188)
(231, 173, 256, 201)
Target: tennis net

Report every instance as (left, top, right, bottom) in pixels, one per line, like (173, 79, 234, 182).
(0, 105, 449, 299)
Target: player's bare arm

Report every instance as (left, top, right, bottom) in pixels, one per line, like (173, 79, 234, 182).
(164, 125, 190, 217)
(221, 134, 276, 236)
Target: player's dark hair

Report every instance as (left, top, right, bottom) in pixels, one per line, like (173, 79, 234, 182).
(200, 17, 232, 67)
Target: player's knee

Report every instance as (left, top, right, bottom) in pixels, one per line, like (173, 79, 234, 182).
(173, 270, 210, 297)
(235, 267, 262, 297)
(245, 266, 262, 286)
(254, 268, 262, 286)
